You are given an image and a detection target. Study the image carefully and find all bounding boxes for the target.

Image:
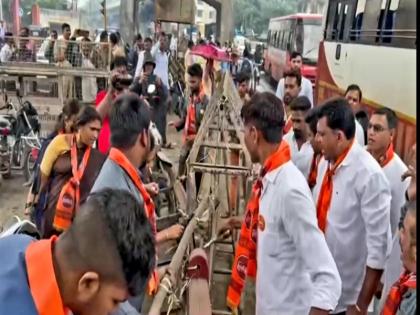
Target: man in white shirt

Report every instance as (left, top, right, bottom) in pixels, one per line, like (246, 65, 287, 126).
(367, 107, 409, 235)
(151, 32, 169, 90)
(276, 51, 313, 107)
(281, 68, 303, 134)
(225, 92, 341, 315)
(134, 37, 153, 79)
(284, 95, 314, 179)
(366, 107, 410, 306)
(0, 32, 13, 63)
(313, 98, 392, 315)
(80, 37, 97, 103)
(344, 84, 366, 146)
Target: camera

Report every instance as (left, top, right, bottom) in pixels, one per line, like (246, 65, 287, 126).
(111, 75, 133, 91)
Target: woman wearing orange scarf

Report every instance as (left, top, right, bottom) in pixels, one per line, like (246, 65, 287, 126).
(225, 92, 341, 315)
(37, 106, 105, 238)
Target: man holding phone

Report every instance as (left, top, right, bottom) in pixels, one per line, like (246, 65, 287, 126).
(130, 52, 168, 145)
(95, 56, 133, 154)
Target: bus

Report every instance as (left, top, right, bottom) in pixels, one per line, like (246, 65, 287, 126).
(315, 0, 416, 159)
(264, 13, 323, 85)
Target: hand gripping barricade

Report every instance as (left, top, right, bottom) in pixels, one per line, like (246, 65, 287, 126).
(146, 73, 255, 315)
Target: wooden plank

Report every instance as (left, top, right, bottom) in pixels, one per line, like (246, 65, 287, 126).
(173, 180, 187, 212)
(148, 197, 210, 315)
(187, 248, 212, 315)
(190, 162, 250, 172)
(201, 141, 243, 150)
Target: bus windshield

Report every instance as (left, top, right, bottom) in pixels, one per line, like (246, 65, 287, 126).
(302, 21, 323, 64)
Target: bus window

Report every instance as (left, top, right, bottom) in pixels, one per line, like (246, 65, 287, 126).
(332, 2, 342, 39)
(296, 19, 304, 53)
(393, 0, 416, 48)
(377, 0, 400, 43)
(302, 19, 323, 64)
(350, 0, 366, 41)
(284, 31, 299, 52)
(278, 31, 284, 48)
(338, 4, 349, 40)
(325, 1, 342, 40)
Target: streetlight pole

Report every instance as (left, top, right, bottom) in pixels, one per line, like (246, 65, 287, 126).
(100, 0, 107, 31)
(0, 0, 3, 21)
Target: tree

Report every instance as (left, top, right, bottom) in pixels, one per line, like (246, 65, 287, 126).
(233, 0, 325, 35)
(234, 0, 299, 34)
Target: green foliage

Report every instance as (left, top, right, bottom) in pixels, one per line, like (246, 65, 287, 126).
(234, 0, 309, 34)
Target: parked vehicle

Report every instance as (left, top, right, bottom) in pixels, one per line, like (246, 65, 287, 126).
(0, 215, 39, 239)
(0, 92, 41, 180)
(148, 122, 178, 216)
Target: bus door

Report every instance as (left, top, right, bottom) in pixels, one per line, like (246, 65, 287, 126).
(325, 0, 357, 83)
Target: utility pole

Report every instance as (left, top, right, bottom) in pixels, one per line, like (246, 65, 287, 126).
(0, 0, 3, 21)
(100, 0, 107, 31)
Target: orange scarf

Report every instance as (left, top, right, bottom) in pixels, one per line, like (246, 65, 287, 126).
(381, 270, 416, 315)
(308, 153, 321, 189)
(184, 85, 206, 142)
(379, 143, 395, 168)
(227, 141, 291, 310)
(316, 141, 353, 232)
(108, 148, 159, 295)
(54, 135, 91, 232)
(26, 236, 69, 315)
(284, 116, 292, 134)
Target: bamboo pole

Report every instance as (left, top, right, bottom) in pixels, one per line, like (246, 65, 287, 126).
(148, 197, 210, 315)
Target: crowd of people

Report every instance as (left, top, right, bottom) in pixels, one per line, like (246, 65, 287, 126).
(0, 24, 416, 315)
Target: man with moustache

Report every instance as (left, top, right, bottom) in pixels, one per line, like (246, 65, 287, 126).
(276, 51, 314, 107)
(313, 98, 391, 315)
(305, 106, 322, 189)
(225, 92, 341, 315)
(284, 95, 314, 179)
(281, 68, 303, 134)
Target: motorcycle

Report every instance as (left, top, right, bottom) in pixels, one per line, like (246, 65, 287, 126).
(147, 122, 178, 217)
(0, 215, 40, 239)
(0, 91, 41, 180)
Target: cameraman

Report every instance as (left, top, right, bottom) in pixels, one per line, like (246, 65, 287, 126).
(95, 56, 132, 154)
(130, 52, 168, 147)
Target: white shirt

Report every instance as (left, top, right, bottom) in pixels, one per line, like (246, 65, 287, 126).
(379, 233, 403, 311)
(257, 160, 341, 315)
(81, 56, 97, 103)
(0, 43, 12, 63)
(134, 50, 145, 79)
(312, 142, 392, 313)
(377, 153, 409, 310)
(283, 131, 314, 179)
(382, 153, 409, 235)
(355, 119, 365, 146)
(151, 43, 169, 89)
(275, 76, 314, 107)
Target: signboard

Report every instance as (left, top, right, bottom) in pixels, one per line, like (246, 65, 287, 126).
(155, 0, 196, 24)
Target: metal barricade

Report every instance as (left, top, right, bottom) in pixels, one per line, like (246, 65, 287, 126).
(0, 36, 112, 136)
